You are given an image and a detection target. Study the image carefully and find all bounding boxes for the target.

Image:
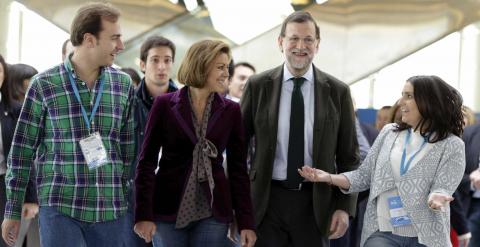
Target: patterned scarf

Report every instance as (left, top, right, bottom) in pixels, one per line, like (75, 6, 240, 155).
(175, 91, 217, 229)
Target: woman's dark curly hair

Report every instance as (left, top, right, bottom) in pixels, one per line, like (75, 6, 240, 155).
(396, 75, 464, 143)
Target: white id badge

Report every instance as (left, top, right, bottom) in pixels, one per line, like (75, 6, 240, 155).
(79, 132, 108, 170)
(388, 196, 412, 227)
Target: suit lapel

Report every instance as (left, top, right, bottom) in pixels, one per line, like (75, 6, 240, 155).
(171, 87, 197, 144)
(312, 67, 330, 164)
(266, 66, 283, 143)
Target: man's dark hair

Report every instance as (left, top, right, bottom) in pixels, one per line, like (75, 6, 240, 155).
(380, 105, 392, 111)
(228, 59, 235, 81)
(234, 62, 256, 73)
(62, 39, 70, 57)
(8, 63, 38, 102)
(120, 67, 141, 86)
(140, 35, 176, 63)
(70, 2, 120, 46)
(0, 55, 13, 109)
(280, 11, 320, 40)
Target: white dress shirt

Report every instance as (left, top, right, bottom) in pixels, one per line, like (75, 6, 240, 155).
(272, 64, 314, 180)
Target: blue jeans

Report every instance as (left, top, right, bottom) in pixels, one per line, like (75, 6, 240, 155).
(124, 208, 150, 247)
(39, 206, 128, 247)
(468, 199, 480, 247)
(123, 183, 149, 247)
(153, 217, 228, 247)
(364, 231, 426, 247)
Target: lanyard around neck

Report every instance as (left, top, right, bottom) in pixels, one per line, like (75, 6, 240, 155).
(63, 64, 105, 132)
(400, 129, 427, 176)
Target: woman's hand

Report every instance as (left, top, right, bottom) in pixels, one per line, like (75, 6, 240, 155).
(427, 192, 454, 211)
(22, 203, 39, 219)
(134, 221, 156, 243)
(240, 229, 256, 247)
(298, 166, 332, 183)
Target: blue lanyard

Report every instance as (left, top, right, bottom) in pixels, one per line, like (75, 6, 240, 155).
(400, 129, 427, 176)
(63, 64, 105, 132)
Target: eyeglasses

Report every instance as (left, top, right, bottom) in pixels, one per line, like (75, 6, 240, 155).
(285, 36, 317, 45)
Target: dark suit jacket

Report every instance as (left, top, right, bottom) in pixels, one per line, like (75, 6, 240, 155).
(455, 123, 480, 235)
(359, 122, 378, 146)
(135, 87, 255, 231)
(240, 64, 360, 235)
(0, 100, 21, 173)
(459, 124, 480, 215)
(0, 99, 37, 236)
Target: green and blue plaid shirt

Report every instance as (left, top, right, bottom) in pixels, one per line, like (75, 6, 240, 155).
(5, 57, 135, 222)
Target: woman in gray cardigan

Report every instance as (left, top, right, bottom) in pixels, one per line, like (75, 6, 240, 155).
(299, 75, 465, 247)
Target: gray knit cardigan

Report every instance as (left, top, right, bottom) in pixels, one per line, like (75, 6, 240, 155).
(343, 123, 465, 247)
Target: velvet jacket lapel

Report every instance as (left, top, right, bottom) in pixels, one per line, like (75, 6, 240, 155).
(170, 87, 226, 145)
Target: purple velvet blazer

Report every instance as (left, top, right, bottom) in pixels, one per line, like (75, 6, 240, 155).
(135, 86, 255, 231)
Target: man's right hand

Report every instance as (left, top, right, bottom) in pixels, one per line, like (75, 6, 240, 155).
(470, 169, 480, 189)
(2, 219, 20, 246)
(134, 221, 156, 243)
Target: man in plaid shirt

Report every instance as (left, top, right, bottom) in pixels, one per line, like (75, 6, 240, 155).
(1, 2, 134, 247)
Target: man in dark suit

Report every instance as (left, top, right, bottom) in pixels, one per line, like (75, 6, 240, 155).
(240, 11, 359, 247)
(459, 123, 480, 246)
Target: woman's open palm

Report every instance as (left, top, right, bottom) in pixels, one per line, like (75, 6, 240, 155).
(298, 166, 330, 183)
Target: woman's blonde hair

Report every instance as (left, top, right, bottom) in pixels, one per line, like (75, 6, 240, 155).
(177, 40, 231, 88)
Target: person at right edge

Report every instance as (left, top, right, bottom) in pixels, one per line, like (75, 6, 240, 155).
(299, 75, 466, 247)
(240, 11, 359, 247)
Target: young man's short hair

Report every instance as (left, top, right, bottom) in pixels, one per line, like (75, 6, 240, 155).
(70, 2, 120, 46)
(140, 35, 176, 63)
(234, 62, 256, 73)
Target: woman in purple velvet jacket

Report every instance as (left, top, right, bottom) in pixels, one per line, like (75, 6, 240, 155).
(133, 40, 256, 247)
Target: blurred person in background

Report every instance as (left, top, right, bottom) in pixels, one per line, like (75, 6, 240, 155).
(331, 99, 379, 247)
(376, 106, 392, 131)
(463, 106, 476, 127)
(126, 35, 178, 247)
(226, 62, 255, 102)
(459, 106, 480, 247)
(389, 100, 403, 125)
(8, 64, 38, 103)
(447, 105, 478, 247)
(121, 67, 141, 88)
(0, 56, 38, 247)
(61, 39, 74, 62)
(6, 63, 39, 247)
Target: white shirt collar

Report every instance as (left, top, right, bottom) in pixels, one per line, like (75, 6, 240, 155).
(282, 63, 314, 84)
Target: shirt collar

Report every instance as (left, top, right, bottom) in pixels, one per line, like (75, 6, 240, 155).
(138, 78, 178, 107)
(282, 63, 314, 84)
(63, 54, 105, 80)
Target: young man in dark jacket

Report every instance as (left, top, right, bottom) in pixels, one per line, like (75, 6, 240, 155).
(125, 35, 178, 246)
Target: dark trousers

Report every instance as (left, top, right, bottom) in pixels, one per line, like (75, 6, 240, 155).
(468, 198, 480, 247)
(255, 182, 329, 247)
(330, 193, 367, 247)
